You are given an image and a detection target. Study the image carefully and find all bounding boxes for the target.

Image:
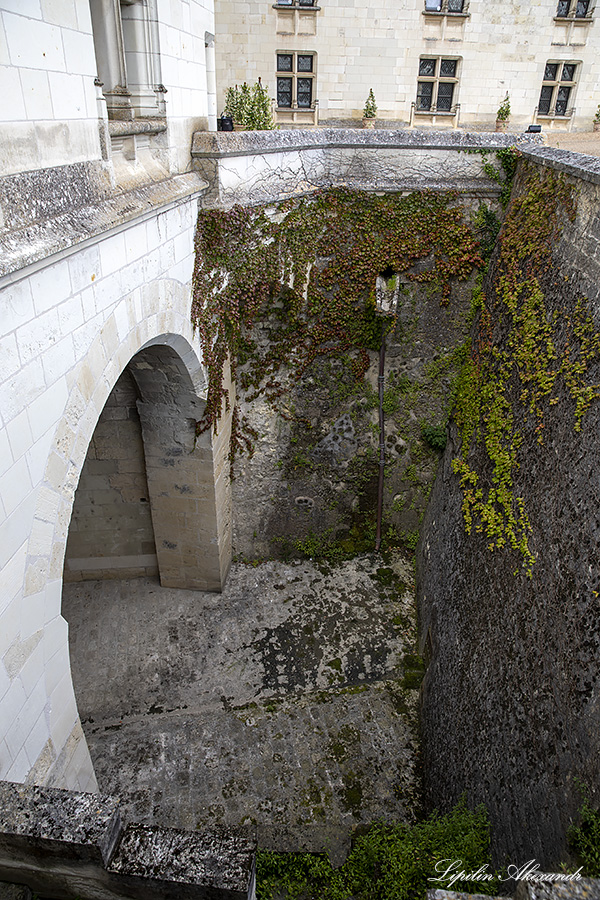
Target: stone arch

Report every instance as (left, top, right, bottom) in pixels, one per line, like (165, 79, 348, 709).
(25, 281, 232, 603)
(21, 279, 232, 791)
(64, 340, 230, 590)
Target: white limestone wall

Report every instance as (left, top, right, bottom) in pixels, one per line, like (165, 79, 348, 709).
(0, 195, 204, 791)
(157, 0, 217, 172)
(214, 0, 600, 131)
(0, 0, 216, 179)
(0, 0, 102, 176)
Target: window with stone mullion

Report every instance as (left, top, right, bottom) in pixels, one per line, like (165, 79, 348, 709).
(556, 0, 591, 16)
(424, 0, 465, 11)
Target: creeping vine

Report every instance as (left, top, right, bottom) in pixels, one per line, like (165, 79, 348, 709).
(191, 188, 483, 466)
(452, 163, 600, 575)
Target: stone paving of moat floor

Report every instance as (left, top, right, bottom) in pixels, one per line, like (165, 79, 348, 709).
(62, 553, 420, 864)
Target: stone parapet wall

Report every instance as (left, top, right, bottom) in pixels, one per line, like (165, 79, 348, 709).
(191, 129, 544, 207)
(0, 163, 208, 279)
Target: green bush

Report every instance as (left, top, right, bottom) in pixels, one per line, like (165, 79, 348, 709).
(224, 80, 273, 129)
(568, 790, 600, 876)
(257, 799, 500, 899)
(363, 88, 378, 119)
(496, 94, 510, 121)
(421, 424, 447, 452)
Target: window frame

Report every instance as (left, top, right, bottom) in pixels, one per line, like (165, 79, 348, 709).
(554, 0, 593, 19)
(415, 56, 461, 115)
(273, 0, 320, 8)
(276, 51, 316, 110)
(537, 60, 578, 118)
(423, 0, 470, 16)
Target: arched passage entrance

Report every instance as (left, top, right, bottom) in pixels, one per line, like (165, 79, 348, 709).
(14, 280, 233, 793)
(64, 341, 231, 591)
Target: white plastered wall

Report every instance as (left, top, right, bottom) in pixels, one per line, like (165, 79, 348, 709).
(156, 0, 218, 172)
(0, 0, 102, 176)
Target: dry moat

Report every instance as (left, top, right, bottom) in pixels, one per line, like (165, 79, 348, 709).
(63, 553, 421, 865)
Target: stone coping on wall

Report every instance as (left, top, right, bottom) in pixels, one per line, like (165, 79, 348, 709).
(0, 780, 256, 900)
(427, 879, 600, 899)
(519, 146, 600, 186)
(190, 128, 551, 209)
(0, 161, 208, 282)
(191, 128, 545, 159)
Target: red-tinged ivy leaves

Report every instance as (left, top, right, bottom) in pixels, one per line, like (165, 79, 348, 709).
(191, 188, 484, 466)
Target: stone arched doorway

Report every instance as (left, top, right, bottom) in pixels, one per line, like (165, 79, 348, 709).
(63, 341, 231, 592)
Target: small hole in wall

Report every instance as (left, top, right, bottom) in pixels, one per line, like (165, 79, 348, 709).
(295, 496, 314, 508)
(380, 265, 395, 279)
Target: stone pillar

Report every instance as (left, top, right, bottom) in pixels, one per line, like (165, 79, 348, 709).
(130, 347, 232, 592)
(120, 0, 162, 117)
(89, 0, 133, 120)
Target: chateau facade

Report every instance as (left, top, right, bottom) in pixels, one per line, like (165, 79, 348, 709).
(214, 0, 600, 130)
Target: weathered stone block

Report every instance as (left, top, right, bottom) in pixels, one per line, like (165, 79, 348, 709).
(0, 781, 121, 867)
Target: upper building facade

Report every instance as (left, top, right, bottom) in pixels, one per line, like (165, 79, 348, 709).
(214, 0, 600, 131)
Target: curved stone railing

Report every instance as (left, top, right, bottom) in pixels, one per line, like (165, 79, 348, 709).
(191, 128, 545, 207)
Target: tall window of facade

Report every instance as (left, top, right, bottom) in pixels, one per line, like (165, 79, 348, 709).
(424, 0, 466, 12)
(276, 52, 316, 109)
(538, 61, 578, 116)
(416, 57, 460, 112)
(555, 0, 591, 17)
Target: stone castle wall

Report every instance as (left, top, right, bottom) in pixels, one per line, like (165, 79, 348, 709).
(418, 147, 600, 866)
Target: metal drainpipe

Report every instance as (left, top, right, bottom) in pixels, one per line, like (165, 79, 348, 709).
(375, 326, 386, 553)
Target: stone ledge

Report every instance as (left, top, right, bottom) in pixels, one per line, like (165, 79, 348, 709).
(0, 780, 121, 866)
(191, 128, 545, 159)
(0, 781, 256, 900)
(108, 823, 255, 896)
(519, 146, 600, 186)
(0, 171, 208, 281)
(108, 119, 168, 138)
(427, 878, 600, 899)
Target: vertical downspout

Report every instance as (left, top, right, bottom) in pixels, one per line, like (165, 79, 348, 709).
(375, 326, 386, 552)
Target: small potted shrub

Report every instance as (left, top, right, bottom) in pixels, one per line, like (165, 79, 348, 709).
(594, 104, 600, 133)
(495, 93, 510, 132)
(362, 88, 377, 129)
(223, 81, 274, 131)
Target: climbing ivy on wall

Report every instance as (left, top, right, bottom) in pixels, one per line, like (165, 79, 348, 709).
(452, 163, 600, 575)
(191, 188, 483, 462)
